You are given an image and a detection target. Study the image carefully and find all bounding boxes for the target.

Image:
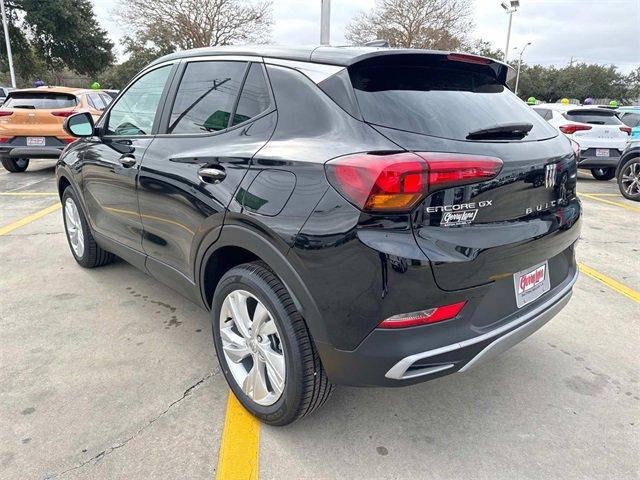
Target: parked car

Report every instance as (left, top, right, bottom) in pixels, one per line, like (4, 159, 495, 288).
(0, 86, 13, 104)
(616, 106, 640, 139)
(56, 46, 581, 425)
(0, 86, 112, 172)
(533, 104, 630, 180)
(102, 89, 119, 100)
(617, 140, 640, 201)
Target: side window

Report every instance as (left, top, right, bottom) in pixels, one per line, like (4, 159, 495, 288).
(100, 93, 113, 107)
(168, 61, 246, 134)
(106, 65, 172, 136)
(533, 108, 551, 120)
(231, 63, 271, 126)
(88, 93, 106, 111)
(621, 112, 640, 127)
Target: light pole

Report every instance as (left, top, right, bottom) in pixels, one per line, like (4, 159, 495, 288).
(514, 42, 531, 95)
(1, 0, 16, 88)
(320, 0, 331, 45)
(501, 1, 520, 63)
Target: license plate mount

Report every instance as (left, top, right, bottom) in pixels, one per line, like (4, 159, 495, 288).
(26, 137, 45, 147)
(514, 261, 550, 308)
(595, 148, 609, 157)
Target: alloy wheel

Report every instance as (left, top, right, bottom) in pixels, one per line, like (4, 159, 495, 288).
(64, 198, 85, 258)
(219, 290, 286, 406)
(621, 161, 640, 196)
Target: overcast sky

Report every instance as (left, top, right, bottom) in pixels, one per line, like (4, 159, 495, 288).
(91, 0, 639, 73)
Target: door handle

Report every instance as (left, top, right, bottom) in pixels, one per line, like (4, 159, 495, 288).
(198, 166, 226, 183)
(119, 154, 137, 168)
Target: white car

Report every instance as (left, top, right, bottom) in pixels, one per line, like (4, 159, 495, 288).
(533, 104, 631, 180)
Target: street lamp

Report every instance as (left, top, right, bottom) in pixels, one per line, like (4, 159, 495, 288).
(0, 0, 16, 88)
(501, 0, 520, 63)
(514, 42, 531, 96)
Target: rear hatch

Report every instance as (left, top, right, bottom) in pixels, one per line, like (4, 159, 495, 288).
(0, 91, 78, 140)
(562, 108, 629, 150)
(346, 53, 581, 291)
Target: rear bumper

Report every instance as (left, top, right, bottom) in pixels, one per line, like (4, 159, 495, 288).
(318, 266, 577, 387)
(0, 146, 63, 159)
(578, 150, 621, 169)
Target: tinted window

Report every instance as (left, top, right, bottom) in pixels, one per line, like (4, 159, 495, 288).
(620, 112, 640, 128)
(564, 110, 622, 125)
(350, 61, 556, 141)
(88, 93, 106, 110)
(106, 65, 171, 136)
(4, 92, 77, 109)
(231, 63, 271, 126)
(533, 108, 552, 120)
(169, 61, 246, 134)
(100, 93, 113, 107)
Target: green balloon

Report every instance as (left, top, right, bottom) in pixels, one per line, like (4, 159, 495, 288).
(609, 100, 618, 107)
(91, 82, 101, 90)
(527, 96, 536, 105)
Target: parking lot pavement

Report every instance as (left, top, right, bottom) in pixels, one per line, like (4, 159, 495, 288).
(1, 165, 638, 480)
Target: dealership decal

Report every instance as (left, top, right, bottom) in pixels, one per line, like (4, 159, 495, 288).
(441, 210, 478, 226)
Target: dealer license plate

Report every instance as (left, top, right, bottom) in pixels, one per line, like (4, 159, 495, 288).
(514, 262, 550, 308)
(26, 137, 45, 146)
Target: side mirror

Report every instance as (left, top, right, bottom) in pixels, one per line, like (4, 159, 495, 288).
(64, 112, 95, 138)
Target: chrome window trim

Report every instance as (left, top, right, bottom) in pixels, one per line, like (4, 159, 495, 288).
(264, 58, 345, 83)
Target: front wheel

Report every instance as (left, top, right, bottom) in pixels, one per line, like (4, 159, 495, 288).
(590, 168, 615, 181)
(617, 157, 640, 201)
(1, 157, 29, 172)
(212, 262, 333, 426)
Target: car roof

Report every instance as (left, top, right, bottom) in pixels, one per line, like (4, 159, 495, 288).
(149, 44, 510, 69)
(9, 86, 91, 96)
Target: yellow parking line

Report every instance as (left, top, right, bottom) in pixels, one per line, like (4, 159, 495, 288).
(578, 263, 640, 304)
(578, 192, 640, 213)
(580, 193, 623, 197)
(0, 203, 61, 236)
(0, 192, 58, 196)
(216, 392, 260, 480)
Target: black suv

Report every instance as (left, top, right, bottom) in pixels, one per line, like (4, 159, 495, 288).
(56, 46, 581, 425)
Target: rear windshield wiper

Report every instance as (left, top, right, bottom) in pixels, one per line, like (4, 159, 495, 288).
(13, 105, 36, 109)
(466, 122, 533, 140)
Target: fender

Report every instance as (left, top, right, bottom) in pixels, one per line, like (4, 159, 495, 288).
(197, 223, 330, 345)
(617, 142, 640, 176)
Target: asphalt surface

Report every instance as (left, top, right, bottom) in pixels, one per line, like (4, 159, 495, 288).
(0, 161, 638, 479)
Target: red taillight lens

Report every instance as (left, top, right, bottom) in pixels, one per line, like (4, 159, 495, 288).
(51, 110, 76, 117)
(0, 137, 11, 143)
(325, 152, 502, 212)
(559, 124, 592, 134)
(0, 110, 13, 117)
(620, 126, 632, 135)
(379, 301, 466, 328)
(60, 137, 76, 144)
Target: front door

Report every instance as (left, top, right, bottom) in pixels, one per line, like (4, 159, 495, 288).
(137, 60, 276, 281)
(82, 64, 175, 252)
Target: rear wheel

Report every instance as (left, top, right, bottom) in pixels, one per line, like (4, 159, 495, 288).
(590, 168, 615, 181)
(62, 187, 115, 268)
(212, 262, 333, 426)
(1, 157, 29, 172)
(617, 157, 640, 201)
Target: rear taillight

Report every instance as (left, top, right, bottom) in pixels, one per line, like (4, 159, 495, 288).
(559, 124, 592, 134)
(325, 152, 502, 212)
(0, 137, 10, 143)
(0, 110, 12, 117)
(51, 110, 76, 117)
(379, 301, 466, 328)
(60, 137, 76, 144)
(620, 126, 632, 135)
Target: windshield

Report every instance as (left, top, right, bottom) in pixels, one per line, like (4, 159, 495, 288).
(349, 61, 557, 141)
(3, 92, 77, 109)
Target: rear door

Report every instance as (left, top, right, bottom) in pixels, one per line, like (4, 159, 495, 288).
(346, 54, 580, 291)
(138, 59, 276, 282)
(82, 64, 175, 253)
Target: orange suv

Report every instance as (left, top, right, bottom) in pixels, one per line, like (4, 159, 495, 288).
(0, 86, 112, 172)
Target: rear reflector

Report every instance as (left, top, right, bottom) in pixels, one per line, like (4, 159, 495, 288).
(0, 110, 13, 117)
(0, 137, 10, 143)
(559, 124, 592, 134)
(51, 110, 76, 118)
(325, 152, 502, 212)
(379, 301, 466, 328)
(620, 126, 632, 135)
(447, 53, 491, 65)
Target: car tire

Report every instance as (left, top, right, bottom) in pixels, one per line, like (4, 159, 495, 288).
(617, 157, 640, 202)
(212, 262, 334, 426)
(61, 187, 115, 268)
(590, 168, 615, 181)
(1, 157, 29, 172)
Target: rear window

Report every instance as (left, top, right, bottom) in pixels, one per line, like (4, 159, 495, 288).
(349, 59, 556, 141)
(564, 110, 622, 125)
(533, 108, 552, 121)
(3, 92, 77, 109)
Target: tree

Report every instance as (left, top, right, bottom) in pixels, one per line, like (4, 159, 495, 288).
(467, 39, 503, 61)
(116, 0, 273, 52)
(0, 0, 114, 80)
(346, 0, 473, 51)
